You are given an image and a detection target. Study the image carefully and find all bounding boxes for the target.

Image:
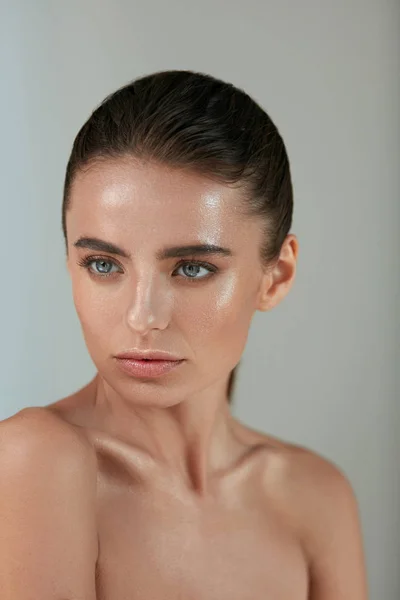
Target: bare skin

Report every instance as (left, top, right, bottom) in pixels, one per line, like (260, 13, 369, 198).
(0, 158, 368, 599)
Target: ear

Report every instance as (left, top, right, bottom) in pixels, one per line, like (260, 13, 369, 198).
(256, 234, 299, 312)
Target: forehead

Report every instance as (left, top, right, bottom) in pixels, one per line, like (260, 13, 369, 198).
(66, 158, 256, 247)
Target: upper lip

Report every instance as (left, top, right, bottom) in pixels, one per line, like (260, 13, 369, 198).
(115, 350, 183, 361)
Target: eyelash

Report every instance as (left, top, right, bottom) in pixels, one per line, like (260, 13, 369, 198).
(76, 255, 218, 282)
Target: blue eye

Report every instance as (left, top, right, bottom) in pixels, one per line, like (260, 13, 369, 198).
(77, 256, 218, 281)
(91, 259, 119, 275)
(78, 257, 120, 278)
(175, 261, 215, 280)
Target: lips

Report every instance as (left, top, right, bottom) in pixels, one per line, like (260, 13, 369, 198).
(115, 350, 182, 361)
(114, 356, 184, 378)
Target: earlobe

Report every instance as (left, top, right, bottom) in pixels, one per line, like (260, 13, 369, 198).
(257, 294, 273, 313)
(257, 277, 291, 312)
(255, 271, 275, 312)
(256, 234, 298, 312)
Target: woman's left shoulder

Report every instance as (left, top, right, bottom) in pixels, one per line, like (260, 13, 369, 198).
(234, 420, 357, 505)
(262, 440, 363, 563)
(251, 433, 367, 597)
(260, 435, 356, 505)
(283, 442, 356, 507)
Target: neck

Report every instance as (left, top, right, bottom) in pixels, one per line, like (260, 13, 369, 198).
(90, 373, 243, 495)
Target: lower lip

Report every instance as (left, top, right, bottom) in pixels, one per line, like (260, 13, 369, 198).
(115, 358, 184, 378)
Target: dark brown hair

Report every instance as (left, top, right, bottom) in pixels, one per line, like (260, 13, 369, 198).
(62, 69, 293, 406)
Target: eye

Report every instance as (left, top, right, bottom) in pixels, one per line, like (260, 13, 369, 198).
(77, 256, 121, 278)
(173, 261, 217, 281)
(77, 256, 218, 281)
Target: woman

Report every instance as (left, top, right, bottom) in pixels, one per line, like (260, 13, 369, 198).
(0, 70, 368, 599)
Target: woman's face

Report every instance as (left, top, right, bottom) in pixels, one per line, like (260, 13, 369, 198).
(66, 157, 283, 405)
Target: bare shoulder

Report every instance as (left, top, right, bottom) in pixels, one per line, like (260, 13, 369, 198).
(263, 436, 355, 500)
(0, 405, 96, 468)
(237, 422, 355, 500)
(250, 430, 361, 531)
(251, 431, 368, 599)
(278, 441, 360, 529)
(0, 407, 99, 598)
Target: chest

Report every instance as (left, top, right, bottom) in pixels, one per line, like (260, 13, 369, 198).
(94, 484, 308, 600)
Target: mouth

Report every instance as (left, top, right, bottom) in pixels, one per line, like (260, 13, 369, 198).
(115, 350, 183, 361)
(114, 356, 185, 378)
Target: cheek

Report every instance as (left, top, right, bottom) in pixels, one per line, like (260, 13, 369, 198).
(71, 275, 121, 345)
(183, 272, 257, 355)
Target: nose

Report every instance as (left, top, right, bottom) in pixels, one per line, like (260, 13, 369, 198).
(125, 273, 172, 336)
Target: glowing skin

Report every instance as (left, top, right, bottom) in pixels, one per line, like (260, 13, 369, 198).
(0, 158, 368, 600)
(62, 157, 297, 486)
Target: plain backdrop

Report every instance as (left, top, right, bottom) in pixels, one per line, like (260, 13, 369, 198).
(1, 1, 399, 598)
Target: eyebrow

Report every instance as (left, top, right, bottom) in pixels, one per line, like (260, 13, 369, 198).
(73, 237, 233, 260)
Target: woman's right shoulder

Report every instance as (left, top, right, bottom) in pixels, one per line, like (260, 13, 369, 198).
(0, 407, 99, 598)
(0, 405, 96, 469)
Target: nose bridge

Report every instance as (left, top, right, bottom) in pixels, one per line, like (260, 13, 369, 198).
(125, 267, 172, 334)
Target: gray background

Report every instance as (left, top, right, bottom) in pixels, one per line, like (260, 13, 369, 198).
(1, 1, 399, 598)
